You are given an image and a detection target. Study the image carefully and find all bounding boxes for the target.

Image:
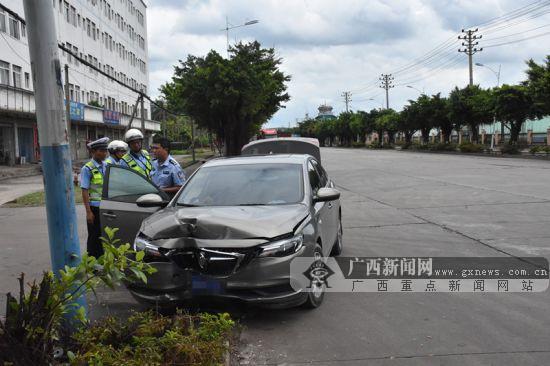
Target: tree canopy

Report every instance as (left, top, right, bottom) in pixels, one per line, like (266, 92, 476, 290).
(160, 41, 290, 155)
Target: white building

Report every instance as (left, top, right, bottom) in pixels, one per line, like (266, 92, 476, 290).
(0, 0, 160, 165)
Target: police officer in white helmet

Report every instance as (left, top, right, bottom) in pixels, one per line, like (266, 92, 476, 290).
(105, 140, 128, 165)
(120, 128, 152, 177)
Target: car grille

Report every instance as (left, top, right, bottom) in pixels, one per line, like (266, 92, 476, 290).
(158, 247, 257, 276)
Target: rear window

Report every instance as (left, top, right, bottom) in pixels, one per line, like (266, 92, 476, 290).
(176, 163, 304, 206)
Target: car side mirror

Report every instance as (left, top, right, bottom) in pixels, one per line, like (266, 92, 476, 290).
(313, 187, 340, 203)
(136, 193, 168, 208)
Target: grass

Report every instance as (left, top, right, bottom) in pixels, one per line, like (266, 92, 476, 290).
(4, 186, 83, 207)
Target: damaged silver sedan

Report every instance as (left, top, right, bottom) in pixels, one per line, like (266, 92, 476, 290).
(100, 154, 342, 308)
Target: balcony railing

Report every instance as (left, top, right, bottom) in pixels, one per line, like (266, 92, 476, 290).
(0, 83, 35, 114)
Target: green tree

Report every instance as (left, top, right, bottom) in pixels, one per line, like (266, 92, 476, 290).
(374, 109, 399, 144)
(447, 85, 493, 143)
(334, 112, 354, 146)
(161, 41, 290, 155)
(493, 84, 535, 144)
(523, 56, 550, 116)
(398, 105, 418, 143)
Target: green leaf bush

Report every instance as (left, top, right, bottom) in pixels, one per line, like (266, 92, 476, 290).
(458, 142, 485, 153)
(70, 311, 234, 365)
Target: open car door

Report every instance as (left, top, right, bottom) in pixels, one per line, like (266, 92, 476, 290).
(100, 165, 170, 245)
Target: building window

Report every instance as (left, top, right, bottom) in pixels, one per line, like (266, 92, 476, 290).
(75, 85, 80, 102)
(24, 72, 29, 88)
(9, 17, 19, 39)
(0, 10, 6, 33)
(0, 61, 9, 85)
(70, 6, 76, 26)
(12, 65, 22, 88)
(64, 1, 70, 23)
(21, 23, 26, 37)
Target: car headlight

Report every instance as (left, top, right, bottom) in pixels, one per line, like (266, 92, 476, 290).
(258, 234, 304, 257)
(134, 233, 161, 257)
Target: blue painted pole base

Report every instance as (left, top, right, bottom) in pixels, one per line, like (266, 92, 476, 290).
(40, 144, 87, 316)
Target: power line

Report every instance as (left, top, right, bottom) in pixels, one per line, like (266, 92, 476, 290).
(58, 43, 187, 120)
(483, 30, 550, 48)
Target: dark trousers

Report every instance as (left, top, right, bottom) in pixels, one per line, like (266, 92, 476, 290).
(87, 206, 103, 258)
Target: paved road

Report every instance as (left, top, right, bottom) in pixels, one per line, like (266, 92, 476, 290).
(237, 149, 550, 365)
(1, 149, 550, 365)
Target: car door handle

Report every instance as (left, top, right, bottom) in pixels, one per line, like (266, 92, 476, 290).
(102, 212, 117, 219)
(327, 202, 333, 209)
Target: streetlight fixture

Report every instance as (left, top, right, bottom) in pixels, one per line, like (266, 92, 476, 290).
(222, 17, 260, 57)
(406, 85, 424, 94)
(366, 98, 384, 109)
(476, 62, 502, 149)
(475, 63, 501, 86)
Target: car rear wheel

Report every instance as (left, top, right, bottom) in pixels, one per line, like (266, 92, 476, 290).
(301, 244, 326, 309)
(330, 215, 343, 256)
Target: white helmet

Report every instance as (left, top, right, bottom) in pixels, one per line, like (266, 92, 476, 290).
(125, 128, 144, 143)
(108, 140, 128, 152)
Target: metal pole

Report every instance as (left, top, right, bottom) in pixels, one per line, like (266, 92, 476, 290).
(140, 90, 146, 147)
(191, 118, 195, 162)
(22, 0, 84, 311)
(226, 16, 230, 58)
(64, 64, 72, 157)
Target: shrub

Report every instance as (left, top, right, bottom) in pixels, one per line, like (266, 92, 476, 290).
(351, 141, 365, 148)
(501, 143, 520, 155)
(458, 142, 484, 153)
(0, 228, 156, 366)
(70, 311, 234, 365)
(530, 146, 550, 155)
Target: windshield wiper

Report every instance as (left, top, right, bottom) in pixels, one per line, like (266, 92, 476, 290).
(236, 203, 268, 206)
(176, 203, 200, 207)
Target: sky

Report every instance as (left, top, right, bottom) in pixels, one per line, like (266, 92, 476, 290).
(146, 0, 550, 128)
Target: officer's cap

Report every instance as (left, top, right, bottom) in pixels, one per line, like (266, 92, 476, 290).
(87, 137, 110, 150)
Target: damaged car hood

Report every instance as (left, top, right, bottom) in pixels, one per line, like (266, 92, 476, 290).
(140, 203, 310, 241)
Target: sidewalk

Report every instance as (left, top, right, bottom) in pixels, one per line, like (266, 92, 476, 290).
(0, 175, 44, 205)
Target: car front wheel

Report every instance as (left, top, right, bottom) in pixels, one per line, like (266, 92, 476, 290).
(330, 215, 343, 256)
(301, 243, 326, 309)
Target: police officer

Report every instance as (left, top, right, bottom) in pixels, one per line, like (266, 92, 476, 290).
(80, 137, 109, 258)
(105, 140, 128, 165)
(151, 136, 186, 195)
(120, 128, 152, 177)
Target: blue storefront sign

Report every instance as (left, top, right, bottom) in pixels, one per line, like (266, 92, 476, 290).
(103, 109, 120, 125)
(64, 100, 85, 121)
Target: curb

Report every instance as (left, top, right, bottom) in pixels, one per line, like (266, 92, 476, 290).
(395, 148, 550, 160)
(0, 165, 42, 182)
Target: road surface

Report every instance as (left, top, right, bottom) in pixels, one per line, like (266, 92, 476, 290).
(1, 149, 550, 365)
(237, 148, 550, 365)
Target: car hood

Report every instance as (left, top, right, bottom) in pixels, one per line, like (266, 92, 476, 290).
(141, 203, 309, 240)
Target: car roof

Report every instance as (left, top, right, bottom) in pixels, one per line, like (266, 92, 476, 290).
(203, 154, 311, 167)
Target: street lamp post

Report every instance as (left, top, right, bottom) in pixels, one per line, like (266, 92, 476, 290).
(476, 63, 501, 149)
(222, 17, 259, 57)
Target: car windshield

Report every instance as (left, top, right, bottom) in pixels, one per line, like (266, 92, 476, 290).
(176, 163, 303, 206)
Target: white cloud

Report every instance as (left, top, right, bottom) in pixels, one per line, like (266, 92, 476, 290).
(146, 0, 550, 127)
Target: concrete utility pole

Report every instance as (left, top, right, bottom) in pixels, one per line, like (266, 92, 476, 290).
(379, 74, 394, 109)
(23, 0, 83, 306)
(458, 28, 483, 86)
(341, 91, 352, 112)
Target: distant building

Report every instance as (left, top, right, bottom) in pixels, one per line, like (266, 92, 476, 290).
(0, 0, 160, 165)
(316, 104, 336, 121)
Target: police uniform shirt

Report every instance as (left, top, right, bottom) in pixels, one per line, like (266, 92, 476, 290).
(151, 155, 186, 188)
(119, 151, 150, 172)
(80, 159, 107, 207)
(105, 156, 121, 165)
